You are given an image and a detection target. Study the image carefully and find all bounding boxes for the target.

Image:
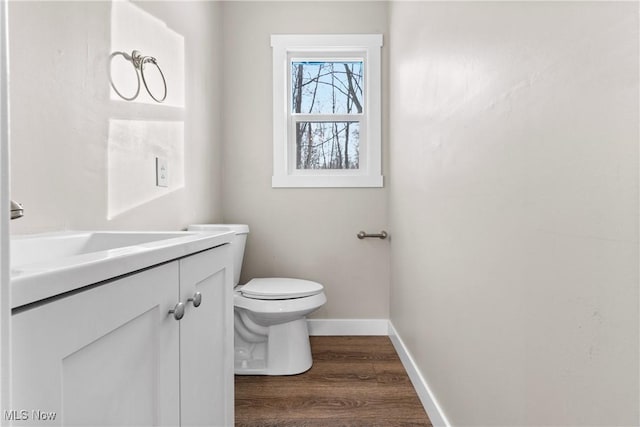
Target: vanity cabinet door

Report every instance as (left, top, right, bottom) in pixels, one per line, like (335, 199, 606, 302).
(179, 245, 234, 426)
(11, 262, 181, 427)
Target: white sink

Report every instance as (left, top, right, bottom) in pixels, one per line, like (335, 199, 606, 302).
(11, 231, 199, 267)
(10, 230, 235, 308)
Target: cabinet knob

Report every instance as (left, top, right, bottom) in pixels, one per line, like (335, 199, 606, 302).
(168, 302, 185, 320)
(187, 292, 202, 308)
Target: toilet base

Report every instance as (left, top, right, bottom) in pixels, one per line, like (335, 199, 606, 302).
(234, 317, 313, 375)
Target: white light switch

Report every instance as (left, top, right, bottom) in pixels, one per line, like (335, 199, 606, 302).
(156, 157, 169, 187)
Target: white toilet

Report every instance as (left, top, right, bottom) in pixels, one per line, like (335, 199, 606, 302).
(188, 224, 327, 375)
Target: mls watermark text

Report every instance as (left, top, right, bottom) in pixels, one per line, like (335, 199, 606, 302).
(4, 409, 57, 421)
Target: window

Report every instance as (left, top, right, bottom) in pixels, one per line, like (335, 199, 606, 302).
(271, 34, 383, 188)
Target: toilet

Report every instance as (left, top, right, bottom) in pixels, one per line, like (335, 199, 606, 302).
(188, 224, 327, 375)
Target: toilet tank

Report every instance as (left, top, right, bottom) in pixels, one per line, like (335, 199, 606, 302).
(187, 224, 249, 286)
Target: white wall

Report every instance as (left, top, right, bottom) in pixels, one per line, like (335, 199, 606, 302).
(7, 0, 390, 320)
(8, 0, 223, 234)
(389, 2, 639, 426)
(220, 1, 390, 320)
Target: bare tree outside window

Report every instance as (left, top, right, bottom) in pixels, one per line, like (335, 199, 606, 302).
(291, 61, 364, 170)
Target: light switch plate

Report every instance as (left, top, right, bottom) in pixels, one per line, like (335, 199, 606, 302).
(156, 157, 169, 187)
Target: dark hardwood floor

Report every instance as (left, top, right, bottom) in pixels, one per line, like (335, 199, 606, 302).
(235, 336, 432, 426)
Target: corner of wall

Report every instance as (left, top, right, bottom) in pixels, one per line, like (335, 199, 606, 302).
(388, 322, 451, 427)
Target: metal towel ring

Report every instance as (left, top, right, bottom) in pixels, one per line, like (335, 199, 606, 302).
(109, 50, 167, 103)
(133, 50, 167, 103)
(108, 51, 141, 101)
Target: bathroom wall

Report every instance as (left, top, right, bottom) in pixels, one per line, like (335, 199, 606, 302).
(389, 2, 639, 426)
(8, 0, 223, 234)
(220, 1, 390, 320)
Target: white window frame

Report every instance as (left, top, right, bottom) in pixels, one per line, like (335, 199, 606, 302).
(271, 34, 383, 188)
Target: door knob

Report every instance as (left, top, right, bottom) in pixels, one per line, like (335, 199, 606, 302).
(187, 292, 202, 308)
(168, 302, 185, 320)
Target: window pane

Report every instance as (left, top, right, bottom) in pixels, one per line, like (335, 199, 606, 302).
(296, 122, 359, 170)
(291, 61, 364, 115)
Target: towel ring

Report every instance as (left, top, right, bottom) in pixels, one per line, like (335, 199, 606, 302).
(133, 50, 167, 103)
(109, 50, 167, 103)
(108, 51, 141, 101)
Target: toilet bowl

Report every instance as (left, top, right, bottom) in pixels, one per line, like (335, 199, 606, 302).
(188, 224, 327, 375)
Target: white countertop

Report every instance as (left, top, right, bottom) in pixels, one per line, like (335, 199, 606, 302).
(10, 230, 234, 309)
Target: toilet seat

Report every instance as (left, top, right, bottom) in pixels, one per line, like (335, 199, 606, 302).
(240, 278, 324, 300)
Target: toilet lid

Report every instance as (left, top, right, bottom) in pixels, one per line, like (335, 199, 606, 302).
(240, 278, 324, 300)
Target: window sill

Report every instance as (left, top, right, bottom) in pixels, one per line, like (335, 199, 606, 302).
(272, 174, 383, 188)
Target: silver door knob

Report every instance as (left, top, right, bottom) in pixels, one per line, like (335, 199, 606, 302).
(168, 302, 185, 320)
(187, 292, 202, 308)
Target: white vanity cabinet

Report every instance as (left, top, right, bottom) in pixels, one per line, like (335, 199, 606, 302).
(10, 244, 233, 427)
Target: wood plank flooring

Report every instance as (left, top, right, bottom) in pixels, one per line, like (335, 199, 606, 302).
(235, 336, 432, 426)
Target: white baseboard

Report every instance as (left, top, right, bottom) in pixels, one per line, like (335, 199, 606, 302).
(388, 321, 451, 427)
(306, 318, 389, 336)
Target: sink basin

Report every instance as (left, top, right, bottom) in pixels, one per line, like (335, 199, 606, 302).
(11, 231, 198, 267)
(10, 230, 235, 308)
